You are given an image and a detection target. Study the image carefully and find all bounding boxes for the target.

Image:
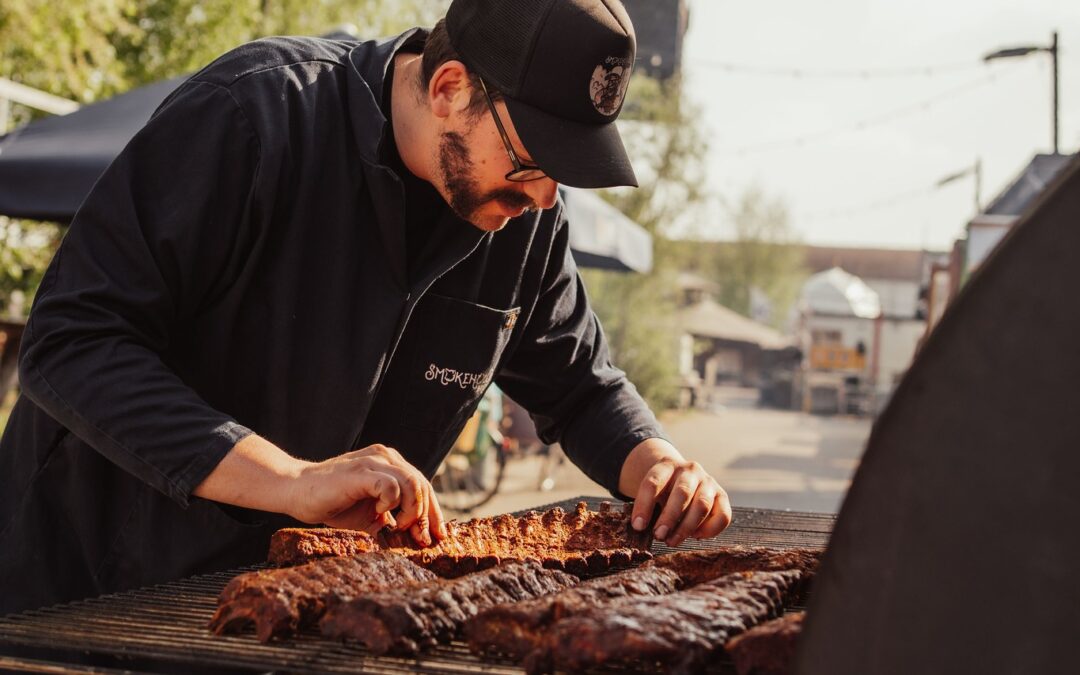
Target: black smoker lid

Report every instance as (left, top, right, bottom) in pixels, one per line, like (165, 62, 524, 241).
(797, 154, 1080, 675)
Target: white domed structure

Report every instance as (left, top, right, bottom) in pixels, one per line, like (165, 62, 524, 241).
(801, 267, 881, 318)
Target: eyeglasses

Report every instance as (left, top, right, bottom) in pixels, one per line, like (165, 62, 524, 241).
(478, 77, 546, 182)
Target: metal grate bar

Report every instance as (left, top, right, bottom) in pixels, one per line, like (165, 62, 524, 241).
(0, 499, 832, 673)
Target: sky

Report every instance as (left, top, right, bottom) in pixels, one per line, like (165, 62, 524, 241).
(680, 0, 1080, 251)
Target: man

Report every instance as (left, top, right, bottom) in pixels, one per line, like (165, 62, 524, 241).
(0, 0, 730, 614)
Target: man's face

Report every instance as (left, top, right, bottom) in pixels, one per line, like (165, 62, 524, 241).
(434, 99, 559, 232)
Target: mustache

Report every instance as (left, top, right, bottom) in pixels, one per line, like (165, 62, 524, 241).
(486, 188, 538, 213)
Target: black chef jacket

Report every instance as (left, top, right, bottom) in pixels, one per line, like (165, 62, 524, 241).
(0, 29, 664, 614)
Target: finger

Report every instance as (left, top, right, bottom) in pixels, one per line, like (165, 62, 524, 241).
(427, 488, 448, 542)
(654, 468, 701, 542)
(407, 480, 432, 547)
(694, 488, 733, 539)
(667, 482, 716, 548)
(631, 462, 676, 532)
(384, 467, 426, 535)
(342, 470, 402, 516)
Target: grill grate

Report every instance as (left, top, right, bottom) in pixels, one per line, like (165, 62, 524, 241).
(0, 497, 833, 673)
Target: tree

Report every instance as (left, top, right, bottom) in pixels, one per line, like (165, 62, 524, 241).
(713, 187, 805, 329)
(0, 1, 447, 316)
(579, 74, 712, 411)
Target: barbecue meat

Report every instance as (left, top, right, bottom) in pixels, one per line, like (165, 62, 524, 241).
(466, 548, 819, 662)
(268, 501, 653, 576)
(650, 546, 821, 602)
(465, 565, 682, 659)
(650, 546, 822, 585)
(267, 527, 379, 566)
(208, 553, 435, 642)
(525, 569, 803, 674)
(319, 560, 578, 655)
(725, 611, 805, 675)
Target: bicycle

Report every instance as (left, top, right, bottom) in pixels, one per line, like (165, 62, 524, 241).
(433, 392, 507, 514)
(432, 392, 565, 514)
(432, 416, 507, 509)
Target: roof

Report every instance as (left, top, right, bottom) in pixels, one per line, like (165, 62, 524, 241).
(801, 267, 881, 318)
(803, 246, 932, 283)
(678, 298, 791, 349)
(983, 153, 1074, 217)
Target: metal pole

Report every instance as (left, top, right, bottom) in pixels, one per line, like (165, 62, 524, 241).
(974, 157, 983, 213)
(1051, 31, 1059, 154)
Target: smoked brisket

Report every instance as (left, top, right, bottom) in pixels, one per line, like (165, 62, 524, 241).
(319, 560, 578, 655)
(208, 553, 435, 642)
(525, 569, 803, 674)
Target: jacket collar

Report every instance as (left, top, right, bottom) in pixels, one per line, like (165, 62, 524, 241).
(344, 28, 487, 292)
(344, 28, 427, 163)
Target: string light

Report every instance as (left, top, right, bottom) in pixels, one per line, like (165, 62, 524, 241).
(718, 68, 1018, 156)
(690, 59, 982, 79)
(798, 185, 937, 222)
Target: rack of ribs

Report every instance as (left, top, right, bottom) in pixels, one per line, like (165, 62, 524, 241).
(465, 564, 683, 659)
(649, 546, 822, 585)
(465, 547, 819, 661)
(523, 569, 803, 675)
(207, 552, 436, 642)
(725, 611, 805, 675)
(319, 560, 578, 655)
(650, 546, 822, 604)
(268, 501, 653, 576)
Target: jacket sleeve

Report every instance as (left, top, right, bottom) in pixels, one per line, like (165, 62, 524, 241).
(495, 206, 666, 498)
(18, 80, 262, 507)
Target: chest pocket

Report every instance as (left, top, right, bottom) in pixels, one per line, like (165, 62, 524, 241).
(399, 293, 519, 431)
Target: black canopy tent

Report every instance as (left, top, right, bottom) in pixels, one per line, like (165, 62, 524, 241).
(0, 74, 651, 272)
(0, 77, 185, 223)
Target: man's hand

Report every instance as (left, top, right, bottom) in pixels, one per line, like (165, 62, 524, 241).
(288, 444, 446, 546)
(620, 438, 732, 548)
(193, 435, 445, 547)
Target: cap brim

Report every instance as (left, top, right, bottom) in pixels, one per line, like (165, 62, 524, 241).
(504, 97, 638, 189)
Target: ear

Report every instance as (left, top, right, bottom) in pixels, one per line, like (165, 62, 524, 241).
(428, 60, 473, 119)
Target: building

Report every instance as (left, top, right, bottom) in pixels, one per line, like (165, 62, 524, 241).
(802, 246, 947, 410)
(674, 273, 796, 408)
(965, 153, 1073, 274)
(925, 153, 1075, 335)
(797, 267, 880, 415)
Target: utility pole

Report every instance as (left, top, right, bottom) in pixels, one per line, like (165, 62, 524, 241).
(1051, 31, 1059, 154)
(936, 158, 983, 215)
(984, 31, 1061, 155)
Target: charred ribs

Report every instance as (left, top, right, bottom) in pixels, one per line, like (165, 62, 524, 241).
(650, 546, 821, 604)
(524, 569, 803, 674)
(465, 564, 683, 659)
(466, 548, 818, 661)
(208, 553, 435, 642)
(269, 501, 652, 576)
(725, 611, 805, 675)
(319, 560, 579, 655)
(649, 546, 822, 586)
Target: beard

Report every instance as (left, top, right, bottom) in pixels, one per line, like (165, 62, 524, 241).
(437, 131, 537, 230)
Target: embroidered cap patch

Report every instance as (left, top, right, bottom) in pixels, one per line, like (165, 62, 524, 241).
(589, 56, 632, 116)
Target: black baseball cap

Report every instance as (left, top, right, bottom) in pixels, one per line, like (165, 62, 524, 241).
(445, 0, 638, 189)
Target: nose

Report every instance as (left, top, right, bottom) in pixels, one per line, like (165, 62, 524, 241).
(524, 177, 560, 211)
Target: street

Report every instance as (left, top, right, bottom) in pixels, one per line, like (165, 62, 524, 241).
(473, 386, 872, 518)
